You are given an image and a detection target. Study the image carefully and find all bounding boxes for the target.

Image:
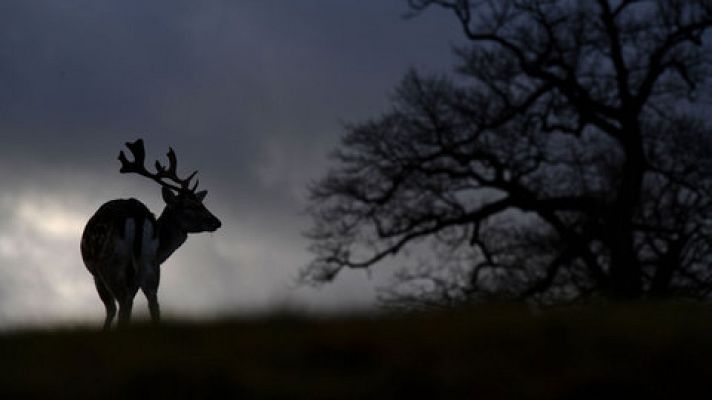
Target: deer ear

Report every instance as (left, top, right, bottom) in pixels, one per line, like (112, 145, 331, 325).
(195, 190, 208, 201)
(162, 187, 178, 204)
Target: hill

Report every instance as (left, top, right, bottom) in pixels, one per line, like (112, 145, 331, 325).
(2, 303, 712, 399)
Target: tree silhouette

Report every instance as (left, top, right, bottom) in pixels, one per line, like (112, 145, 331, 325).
(303, 0, 712, 305)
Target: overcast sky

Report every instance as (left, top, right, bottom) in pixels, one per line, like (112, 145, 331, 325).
(0, 0, 463, 328)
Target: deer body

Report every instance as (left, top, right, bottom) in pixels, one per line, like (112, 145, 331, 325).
(82, 140, 221, 329)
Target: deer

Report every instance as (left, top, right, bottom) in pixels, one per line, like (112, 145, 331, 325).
(81, 139, 221, 330)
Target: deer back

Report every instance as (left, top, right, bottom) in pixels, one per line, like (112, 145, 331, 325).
(81, 198, 158, 274)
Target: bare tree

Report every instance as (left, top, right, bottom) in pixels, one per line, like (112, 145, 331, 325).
(303, 0, 712, 305)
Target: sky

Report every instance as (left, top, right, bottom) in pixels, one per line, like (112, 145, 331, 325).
(0, 0, 463, 328)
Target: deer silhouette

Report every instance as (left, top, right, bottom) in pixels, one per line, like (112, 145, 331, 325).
(81, 139, 221, 329)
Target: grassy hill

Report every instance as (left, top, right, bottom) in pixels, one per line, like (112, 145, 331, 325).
(2, 303, 712, 399)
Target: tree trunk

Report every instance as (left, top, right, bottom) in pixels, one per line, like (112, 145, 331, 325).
(608, 226, 642, 299)
(607, 122, 645, 299)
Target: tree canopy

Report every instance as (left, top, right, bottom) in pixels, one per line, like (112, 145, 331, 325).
(304, 0, 712, 306)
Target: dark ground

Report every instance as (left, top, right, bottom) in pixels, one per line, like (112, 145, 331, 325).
(2, 303, 712, 399)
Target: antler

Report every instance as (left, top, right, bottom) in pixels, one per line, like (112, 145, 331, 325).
(118, 139, 199, 193)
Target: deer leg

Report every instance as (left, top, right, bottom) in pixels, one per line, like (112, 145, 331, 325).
(102, 258, 137, 328)
(144, 291, 160, 324)
(117, 293, 136, 328)
(141, 265, 161, 324)
(117, 298, 133, 328)
(94, 278, 116, 331)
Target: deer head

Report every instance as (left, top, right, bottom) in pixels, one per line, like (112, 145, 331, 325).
(118, 139, 221, 233)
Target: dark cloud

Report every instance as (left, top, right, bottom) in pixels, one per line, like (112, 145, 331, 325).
(0, 0, 462, 327)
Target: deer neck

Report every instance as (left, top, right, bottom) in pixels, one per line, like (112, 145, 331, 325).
(156, 207, 188, 265)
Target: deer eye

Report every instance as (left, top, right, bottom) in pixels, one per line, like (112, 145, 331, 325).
(185, 203, 206, 216)
(182, 205, 197, 214)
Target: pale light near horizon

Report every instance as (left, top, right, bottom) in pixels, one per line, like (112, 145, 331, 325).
(16, 200, 86, 240)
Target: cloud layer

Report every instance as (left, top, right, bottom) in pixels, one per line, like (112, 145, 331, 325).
(0, 0, 462, 328)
